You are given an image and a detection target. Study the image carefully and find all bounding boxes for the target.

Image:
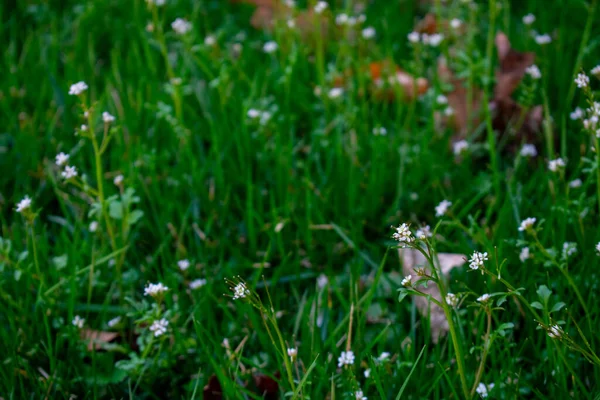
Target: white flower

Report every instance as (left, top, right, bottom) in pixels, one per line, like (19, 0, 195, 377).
(446, 293, 459, 307)
(108, 316, 121, 328)
(61, 165, 78, 180)
(80, 124, 88, 132)
(16, 196, 32, 213)
(147, 0, 166, 6)
(596, 242, 600, 255)
(247, 108, 260, 119)
(575, 73, 590, 88)
(171, 18, 192, 35)
(453, 140, 469, 155)
(416, 225, 432, 240)
(377, 351, 391, 362)
(372, 127, 387, 136)
(548, 158, 566, 172)
(335, 13, 348, 26)
(286, 19, 296, 28)
(476, 382, 494, 398)
(450, 18, 462, 29)
(113, 174, 124, 186)
(189, 278, 207, 289)
(591, 65, 600, 77)
(525, 65, 541, 79)
(401, 275, 412, 287)
(469, 251, 488, 271)
(89, 221, 99, 232)
(55, 152, 69, 166)
(314, 1, 328, 14)
(102, 111, 115, 123)
(436, 94, 448, 105)
(177, 259, 190, 271)
(570, 107, 584, 120)
(337, 350, 355, 367)
(535, 34, 552, 45)
(259, 111, 272, 125)
(584, 116, 599, 130)
(232, 282, 250, 300)
(392, 223, 414, 245)
(68, 81, 88, 96)
(204, 35, 216, 46)
(518, 217, 536, 232)
(347, 16, 358, 26)
(562, 242, 577, 259)
(520, 144, 538, 157)
(284, 0, 296, 7)
(407, 31, 420, 43)
(569, 179, 582, 188)
(144, 282, 169, 297)
(519, 247, 531, 262)
(72, 315, 85, 328)
(547, 324, 562, 339)
(317, 274, 329, 289)
(522, 13, 536, 25)
(355, 391, 367, 400)
(263, 41, 278, 54)
(444, 106, 455, 117)
(435, 200, 452, 217)
(287, 347, 298, 360)
(424, 33, 444, 47)
(149, 318, 169, 337)
(364, 368, 371, 378)
(361, 27, 376, 39)
(328, 87, 344, 99)
(477, 293, 491, 303)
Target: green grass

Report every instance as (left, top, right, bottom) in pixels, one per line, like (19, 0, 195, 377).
(2, 0, 600, 398)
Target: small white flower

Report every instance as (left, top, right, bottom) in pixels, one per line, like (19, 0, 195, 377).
(575, 73, 590, 88)
(317, 274, 329, 289)
(584, 116, 599, 130)
(355, 391, 367, 400)
(247, 108, 260, 119)
(361, 27, 376, 39)
(172, 18, 192, 35)
(80, 124, 88, 132)
(453, 140, 469, 155)
(436, 94, 448, 105)
(522, 13, 536, 25)
(287, 347, 298, 360)
(519, 247, 531, 262)
(401, 275, 412, 287)
(591, 65, 600, 77)
(377, 351, 391, 362)
(518, 217, 536, 232)
(476, 382, 494, 398)
(113, 174, 124, 186)
(72, 315, 85, 328)
(204, 35, 216, 46)
(435, 200, 452, 217)
(259, 111, 272, 125)
(68, 81, 88, 96)
(416, 225, 432, 240)
(477, 293, 491, 303)
(446, 293, 459, 307)
(314, 1, 328, 14)
(372, 127, 387, 136)
(444, 106, 455, 117)
(425, 33, 444, 47)
(144, 282, 169, 297)
(283, 0, 296, 7)
(232, 282, 250, 300)
(335, 13, 348, 26)
(189, 278, 207, 289)
(525, 64, 541, 79)
(337, 350, 355, 367)
(149, 318, 169, 337)
(286, 19, 296, 29)
(102, 111, 115, 123)
(535, 34, 552, 45)
(55, 152, 69, 166)
(16, 196, 32, 213)
(570, 107, 584, 120)
(147, 0, 166, 6)
(548, 158, 566, 172)
(61, 165, 78, 180)
(547, 324, 562, 339)
(357, 14, 366, 23)
(450, 18, 462, 29)
(347, 16, 358, 26)
(108, 316, 121, 328)
(407, 31, 420, 43)
(569, 179, 582, 188)
(562, 242, 577, 259)
(328, 87, 344, 99)
(392, 223, 414, 245)
(469, 251, 488, 271)
(263, 41, 278, 54)
(520, 144, 538, 157)
(177, 259, 190, 271)
(89, 221, 99, 232)
(364, 368, 371, 378)
(596, 242, 600, 255)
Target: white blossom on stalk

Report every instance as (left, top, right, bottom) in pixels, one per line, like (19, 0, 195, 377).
(335, 14, 348, 26)
(232, 282, 250, 300)
(263, 41, 278, 54)
(72, 315, 85, 328)
(328, 87, 344, 99)
(520, 144, 537, 157)
(337, 350, 355, 367)
(570, 107, 584, 120)
(372, 127, 387, 136)
(477, 293, 491, 303)
(416, 225, 432, 240)
(355, 391, 367, 400)
(522, 14, 535, 25)
(436, 94, 448, 105)
(89, 221, 99, 232)
(547, 324, 562, 339)
(55, 152, 69, 166)
(364, 369, 371, 378)
(575, 73, 590, 88)
(548, 158, 565, 172)
(450, 18, 462, 29)
(453, 140, 469, 155)
(518, 217, 536, 232)
(423, 33, 444, 47)
(102, 111, 115, 123)
(407, 31, 420, 43)
(469, 251, 488, 271)
(80, 124, 88, 132)
(476, 382, 494, 398)
(534, 34, 552, 45)
(569, 179, 582, 188)
(147, 0, 166, 6)
(113, 174, 124, 186)
(144, 282, 169, 297)
(16, 196, 32, 213)
(247, 109, 260, 119)
(177, 259, 190, 271)
(171, 18, 192, 35)
(446, 293, 458, 307)
(314, 1, 328, 14)
(149, 318, 169, 337)
(595, 242, 600, 255)
(361, 27, 376, 39)
(287, 347, 298, 361)
(377, 352, 391, 362)
(562, 242, 577, 259)
(68, 81, 88, 96)
(519, 247, 531, 262)
(435, 200, 452, 217)
(525, 65, 541, 79)
(317, 274, 329, 289)
(392, 223, 414, 245)
(204, 35, 216, 46)
(189, 278, 207, 289)
(444, 106, 454, 117)
(591, 65, 600, 77)
(61, 165, 78, 179)
(401, 275, 412, 287)
(108, 316, 121, 328)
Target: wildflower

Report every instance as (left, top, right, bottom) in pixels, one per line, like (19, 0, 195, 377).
(570, 107, 584, 120)
(569, 179, 582, 188)
(476, 383, 494, 398)
(450, 18, 462, 29)
(424, 33, 444, 47)
(337, 350, 355, 367)
(446, 293, 459, 307)
(328, 87, 344, 99)
(108, 316, 121, 328)
(189, 278, 207, 289)
(147, 0, 166, 6)
(259, 111, 272, 125)
(314, 1, 328, 14)
(347, 16, 358, 26)
(575, 73, 589, 88)
(335, 13, 348, 26)
(204, 35, 216, 46)
(534, 34, 552, 45)
(401, 275, 412, 287)
(144, 282, 169, 297)
(520, 144, 538, 157)
(89, 221, 99, 232)
(317, 274, 329, 289)
(518, 217, 536, 232)
(263, 41, 278, 54)
(113, 174, 124, 186)
(436, 94, 448, 105)
(525, 65, 541, 79)
(355, 391, 367, 400)
(61, 165, 78, 180)
(68, 81, 88, 96)
(80, 124, 88, 132)
(435, 200, 452, 217)
(562, 242, 577, 259)
(232, 282, 250, 300)
(392, 223, 414, 245)
(177, 259, 190, 271)
(548, 158, 566, 172)
(453, 140, 469, 155)
(102, 111, 115, 124)
(286, 19, 296, 29)
(287, 347, 298, 361)
(591, 65, 600, 77)
(407, 31, 420, 43)
(596, 242, 600, 255)
(372, 127, 387, 136)
(361, 27, 376, 39)
(364, 369, 371, 378)
(522, 13, 535, 25)
(547, 324, 562, 339)
(149, 318, 169, 337)
(284, 0, 295, 6)
(72, 315, 85, 328)
(444, 106, 454, 117)
(16, 196, 32, 213)
(584, 116, 599, 130)
(416, 225, 432, 240)
(477, 293, 491, 303)
(469, 251, 488, 271)
(55, 152, 69, 166)
(519, 247, 531, 262)
(247, 108, 260, 119)
(377, 351, 391, 362)
(172, 18, 192, 35)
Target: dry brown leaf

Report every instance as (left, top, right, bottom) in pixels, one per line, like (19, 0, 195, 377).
(494, 32, 535, 100)
(80, 329, 118, 352)
(415, 13, 437, 34)
(253, 373, 280, 399)
(399, 248, 466, 343)
(203, 374, 223, 400)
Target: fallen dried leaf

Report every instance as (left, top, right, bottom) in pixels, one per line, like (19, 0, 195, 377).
(80, 329, 119, 352)
(253, 373, 280, 400)
(203, 374, 223, 400)
(494, 32, 535, 100)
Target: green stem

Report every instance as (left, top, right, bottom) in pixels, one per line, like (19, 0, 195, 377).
(470, 310, 492, 397)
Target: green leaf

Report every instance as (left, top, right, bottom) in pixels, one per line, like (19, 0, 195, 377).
(550, 302, 566, 313)
(52, 254, 68, 270)
(398, 289, 410, 303)
(531, 301, 544, 310)
(127, 210, 144, 226)
(109, 201, 123, 220)
(536, 285, 551, 303)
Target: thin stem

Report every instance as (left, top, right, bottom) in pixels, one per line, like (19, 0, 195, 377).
(470, 310, 492, 397)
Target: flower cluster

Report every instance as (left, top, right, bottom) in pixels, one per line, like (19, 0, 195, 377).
(518, 217, 536, 232)
(144, 282, 169, 297)
(337, 350, 355, 367)
(149, 318, 169, 337)
(469, 251, 488, 271)
(392, 223, 414, 245)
